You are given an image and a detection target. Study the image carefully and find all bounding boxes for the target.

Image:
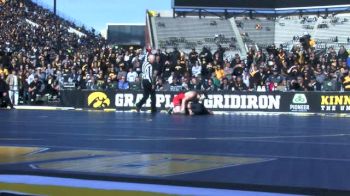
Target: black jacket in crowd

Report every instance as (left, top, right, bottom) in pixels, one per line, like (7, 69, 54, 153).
(0, 78, 9, 93)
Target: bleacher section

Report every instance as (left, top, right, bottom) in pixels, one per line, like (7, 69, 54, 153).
(274, 16, 312, 47)
(152, 17, 242, 56)
(275, 14, 350, 50)
(150, 14, 350, 54)
(313, 15, 350, 44)
(235, 18, 275, 49)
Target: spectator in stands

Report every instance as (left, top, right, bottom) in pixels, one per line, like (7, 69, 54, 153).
(267, 68, 283, 86)
(0, 73, 13, 108)
(181, 77, 190, 91)
(247, 48, 255, 68)
(290, 76, 306, 91)
(200, 62, 210, 79)
(342, 70, 350, 91)
(266, 44, 278, 56)
(189, 77, 202, 91)
(162, 61, 173, 80)
(219, 77, 232, 91)
(118, 76, 129, 90)
(214, 65, 225, 81)
(68, 68, 81, 88)
(156, 49, 167, 69)
(129, 76, 142, 91)
(254, 50, 266, 66)
(170, 47, 181, 65)
(199, 47, 212, 65)
(255, 24, 263, 30)
(202, 78, 217, 91)
(211, 72, 221, 88)
(338, 46, 349, 62)
(155, 78, 166, 91)
(46, 74, 59, 98)
(28, 75, 42, 103)
(167, 72, 175, 85)
(315, 68, 326, 91)
(191, 61, 202, 77)
(6, 69, 19, 106)
(117, 64, 128, 80)
(306, 76, 317, 91)
(86, 77, 98, 90)
(37, 68, 46, 82)
(127, 67, 138, 83)
(46, 64, 54, 77)
(173, 54, 187, 77)
(242, 69, 250, 89)
(169, 77, 181, 92)
(153, 55, 163, 76)
(189, 48, 198, 65)
(213, 45, 225, 66)
(277, 48, 287, 65)
(275, 79, 288, 92)
(232, 63, 244, 77)
(19, 71, 30, 104)
(105, 78, 116, 90)
(223, 62, 233, 79)
(96, 71, 106, 90)
(233, 76, 248, 91)
(249, 64, 262, 90)
(323, 72, 338, 91)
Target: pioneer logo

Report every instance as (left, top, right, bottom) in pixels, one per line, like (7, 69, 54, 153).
(290, 94, 310, 112)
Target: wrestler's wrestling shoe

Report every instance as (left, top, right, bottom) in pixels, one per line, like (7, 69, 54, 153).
(167, 107, 173, 114)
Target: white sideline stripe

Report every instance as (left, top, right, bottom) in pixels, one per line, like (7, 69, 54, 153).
(0, 175, 284, 196)
(11, 106, 350, 117)
(14, 106, 75, 110)
(106, 134, 350, 141)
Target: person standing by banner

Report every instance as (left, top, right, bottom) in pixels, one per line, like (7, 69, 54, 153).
(6, 69, 19, 106)
(343, 70, 350, 91)
(0, 73, 14, 109)
(136, 54, 157, 113)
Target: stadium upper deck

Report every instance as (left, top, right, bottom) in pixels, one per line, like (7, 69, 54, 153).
(172, 0, 350, 13)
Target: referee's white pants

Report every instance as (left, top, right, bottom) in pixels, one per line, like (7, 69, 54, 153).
(9, 90, 19, 106)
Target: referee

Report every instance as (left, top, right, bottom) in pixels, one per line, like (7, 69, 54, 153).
(136, 54, 157, 113)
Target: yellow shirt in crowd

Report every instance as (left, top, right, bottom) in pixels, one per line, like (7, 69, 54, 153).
(0, 68, 9, 76)
(215, 68, 225, 80)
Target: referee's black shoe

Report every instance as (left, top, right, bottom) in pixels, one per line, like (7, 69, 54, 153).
(151, 109, 157, 114)
(135, 104, 141, 113)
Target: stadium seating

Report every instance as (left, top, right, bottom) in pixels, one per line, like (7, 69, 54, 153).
(152, 17, 242, 55)
(312, 15, 350, 44)
(274, 16, 311, 47)
(151, 14, 350, 53)
(235, 17, 275, 48)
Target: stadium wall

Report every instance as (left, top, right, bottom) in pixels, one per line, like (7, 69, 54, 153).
(60, 90, 350, 113)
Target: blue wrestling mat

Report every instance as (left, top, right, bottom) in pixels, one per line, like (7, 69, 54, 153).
(0, 110, 350, 195)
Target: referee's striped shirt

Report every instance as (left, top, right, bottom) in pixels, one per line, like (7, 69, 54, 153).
(141, 61, 153, 83)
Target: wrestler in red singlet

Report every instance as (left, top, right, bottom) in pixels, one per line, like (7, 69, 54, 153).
(172, 92, 185, 106)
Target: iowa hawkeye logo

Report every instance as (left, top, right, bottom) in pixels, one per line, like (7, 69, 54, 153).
(88, 92, 110, 108)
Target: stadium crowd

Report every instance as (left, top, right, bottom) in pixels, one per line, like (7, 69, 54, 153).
(0, 0, 350, 107)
